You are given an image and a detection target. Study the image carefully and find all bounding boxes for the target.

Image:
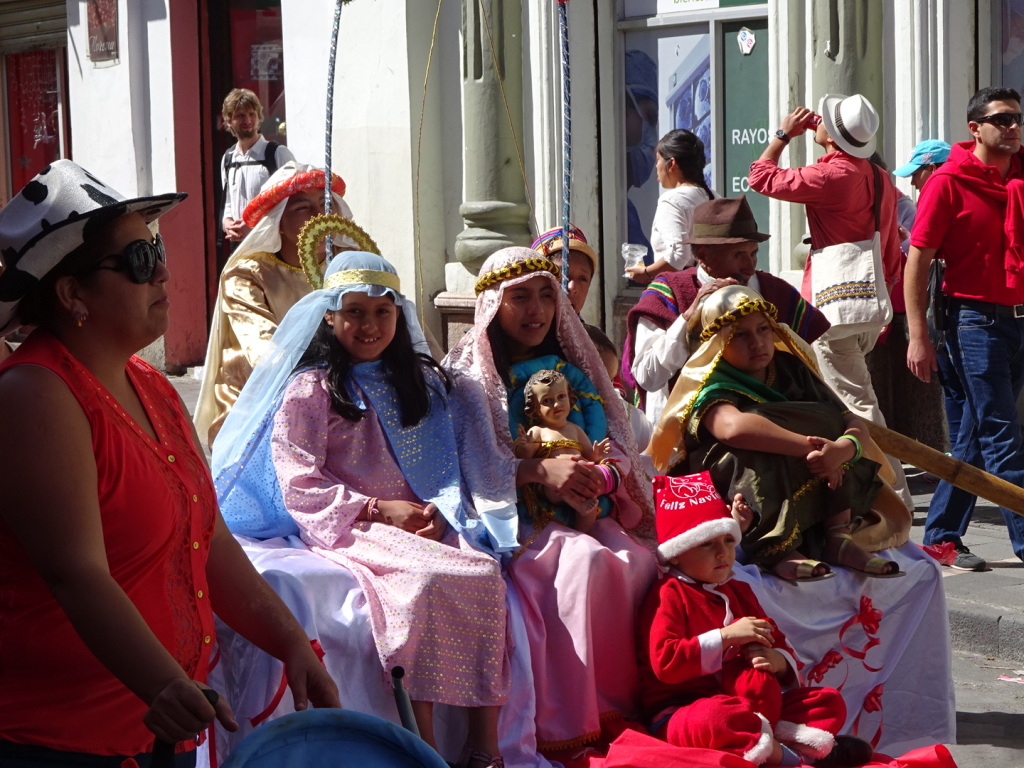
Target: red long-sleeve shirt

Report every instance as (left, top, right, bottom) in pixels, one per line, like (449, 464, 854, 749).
(749, 152, 903, 299)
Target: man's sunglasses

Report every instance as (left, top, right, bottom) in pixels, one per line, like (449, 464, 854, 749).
(973, 112, 1024, 128)
(89, 235, 166, 284)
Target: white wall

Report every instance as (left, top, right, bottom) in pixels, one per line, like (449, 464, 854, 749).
(65, 0, 175, 198)
(281, 0, 456, 339)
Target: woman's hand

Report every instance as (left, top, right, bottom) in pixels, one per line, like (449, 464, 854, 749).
(283, 644, 342, 711)
(377, 500, 433, 533)
(626, 263, 653, 284)
(414, 503, 447, 541)
(720, 616, 774, 650)
(536, 456, 603, 504)
(805, 435, 856, 489)
(143, 678, 237, 743)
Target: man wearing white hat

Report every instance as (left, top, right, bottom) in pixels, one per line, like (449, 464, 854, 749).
(748, 93, 911, 510)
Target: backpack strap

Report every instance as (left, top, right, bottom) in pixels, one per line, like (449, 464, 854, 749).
(262, 141, 279, 175)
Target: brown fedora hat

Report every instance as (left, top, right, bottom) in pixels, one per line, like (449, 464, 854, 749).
(683, 195, 770, 245)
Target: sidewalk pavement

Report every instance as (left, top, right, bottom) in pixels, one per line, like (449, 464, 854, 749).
(905, 468, 1024, 663)
(169, 374, 1024, 663)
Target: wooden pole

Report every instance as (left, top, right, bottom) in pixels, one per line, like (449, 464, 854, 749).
(866, 421, 1024, 517)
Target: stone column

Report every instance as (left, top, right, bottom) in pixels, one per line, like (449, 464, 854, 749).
(437, 0, 531, 320)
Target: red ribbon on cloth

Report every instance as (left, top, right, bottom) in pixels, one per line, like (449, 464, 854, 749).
(839, 596, 884, 672)
(807, 648, 846, 688)
(248, 639, 327, 728)
(920, 541, 957, 566)
(851, 684, 885, 748)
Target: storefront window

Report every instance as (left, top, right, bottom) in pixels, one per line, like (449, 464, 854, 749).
(621, 10, 768, 269)
(4, 47, 69, 196)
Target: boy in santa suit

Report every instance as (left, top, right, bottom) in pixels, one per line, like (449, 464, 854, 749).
(638, 472, 870, 766)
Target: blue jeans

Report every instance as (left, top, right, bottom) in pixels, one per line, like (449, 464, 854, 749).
(923, 303, 1024, 561)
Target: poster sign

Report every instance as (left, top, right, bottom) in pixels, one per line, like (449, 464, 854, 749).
(87, 0, 119, 64)
(721, 19, 769, 269)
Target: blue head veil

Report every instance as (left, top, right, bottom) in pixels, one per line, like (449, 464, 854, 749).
(212, 253, 491, 553)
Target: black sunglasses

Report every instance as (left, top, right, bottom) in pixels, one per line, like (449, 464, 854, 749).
(89, 235, 166, 284)
(973, 112, 1024, 128)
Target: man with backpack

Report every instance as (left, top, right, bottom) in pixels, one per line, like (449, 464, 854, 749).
(221, 88, 295, 244)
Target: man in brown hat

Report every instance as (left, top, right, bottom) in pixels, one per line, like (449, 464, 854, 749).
(625, 195, 830, 425)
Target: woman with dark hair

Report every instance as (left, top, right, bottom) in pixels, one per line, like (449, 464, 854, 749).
(0, 160, 338, 767)
(212, 252, 509, 768)
(444, 247, 659, 761)
(627, 129, 715, 285)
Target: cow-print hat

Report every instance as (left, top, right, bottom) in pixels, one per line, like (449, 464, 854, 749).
(0, 159, 187, 334)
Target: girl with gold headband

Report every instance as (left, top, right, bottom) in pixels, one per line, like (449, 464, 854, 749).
(649, 285, 911, 581)
(444, 246, 658, 759)
(212, 252, 509, 768)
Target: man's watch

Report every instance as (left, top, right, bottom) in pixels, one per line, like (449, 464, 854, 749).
(774, 129, 790, 144)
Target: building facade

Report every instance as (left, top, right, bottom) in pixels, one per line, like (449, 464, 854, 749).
(0, 0, 1013, 373)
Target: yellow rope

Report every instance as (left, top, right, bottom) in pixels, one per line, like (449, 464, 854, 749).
(413, 0, 445, 323)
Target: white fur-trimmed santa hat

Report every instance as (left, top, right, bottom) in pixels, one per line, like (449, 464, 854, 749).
(654, 471, 741, 561)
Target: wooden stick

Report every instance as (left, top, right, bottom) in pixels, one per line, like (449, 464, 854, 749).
(866, 421, 1024, 517)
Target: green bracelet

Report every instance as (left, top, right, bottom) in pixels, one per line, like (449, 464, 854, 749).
(838, 434, 863, 463)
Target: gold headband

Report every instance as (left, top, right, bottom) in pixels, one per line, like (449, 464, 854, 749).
(324, 268, 401, 292)
(698, 297, 778, 342)
(474, 257, 561, 295)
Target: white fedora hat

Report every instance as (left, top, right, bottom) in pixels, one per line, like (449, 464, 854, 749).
(818, 93, 879, 159)
(0, 159, 186, 334)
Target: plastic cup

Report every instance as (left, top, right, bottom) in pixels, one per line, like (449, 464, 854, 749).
(621, 243, 648, 278)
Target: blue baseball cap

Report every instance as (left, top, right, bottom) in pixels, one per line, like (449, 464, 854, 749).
(893, 140, 951, 177)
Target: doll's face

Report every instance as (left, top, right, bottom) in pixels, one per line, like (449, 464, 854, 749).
(668, 532, 737, 584)
(721, 311, 775, 380)
(530, 378, 572, 428)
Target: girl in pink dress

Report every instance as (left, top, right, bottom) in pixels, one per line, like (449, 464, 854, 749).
(214, 252, 508, 768)
(444, 247, 659, 762)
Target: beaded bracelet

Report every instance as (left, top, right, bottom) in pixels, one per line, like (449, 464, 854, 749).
(367, 497, 390, 525)
(837, 434, 863, 463)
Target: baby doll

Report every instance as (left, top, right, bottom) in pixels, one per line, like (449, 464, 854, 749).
(514, 368, 612, 523)
(637, 472, 872, 767)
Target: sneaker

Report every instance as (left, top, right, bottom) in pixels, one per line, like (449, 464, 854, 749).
(950, 545, 987, 571)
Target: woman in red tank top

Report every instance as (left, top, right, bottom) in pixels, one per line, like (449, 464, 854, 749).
(0, 161, 339, 767)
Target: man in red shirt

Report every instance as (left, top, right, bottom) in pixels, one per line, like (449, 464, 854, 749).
(905, 86, 1024, 571)
(748, 93, 911, 509)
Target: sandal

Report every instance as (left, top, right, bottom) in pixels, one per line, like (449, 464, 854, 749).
(770, 556, 835, 582)
(825, 525, 904, 578)
(768, 549, 835, 582)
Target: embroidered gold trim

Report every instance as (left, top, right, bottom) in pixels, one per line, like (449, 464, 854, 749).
(698, 298, 778, 342)
(474, 257, 561, 295)
(324, 268, 400, 292)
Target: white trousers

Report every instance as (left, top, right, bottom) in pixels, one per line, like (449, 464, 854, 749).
(813, 330, 915, 512)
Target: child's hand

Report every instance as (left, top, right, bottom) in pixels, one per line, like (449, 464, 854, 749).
(720, 616, 774, 649)
(377, 500, 433, 533)
(592, 438, 612, 458)
(414, 503, 447, 541)
(730, 493, 755, 533)
(742, 643, 788, 676)
(805, 435, 854, 489)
